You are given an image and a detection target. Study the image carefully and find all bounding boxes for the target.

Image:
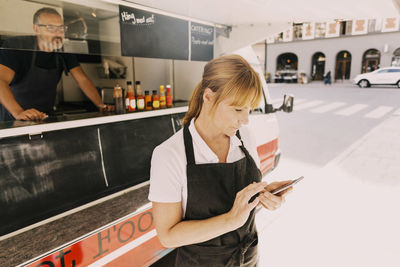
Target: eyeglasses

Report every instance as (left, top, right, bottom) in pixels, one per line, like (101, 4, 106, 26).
(37, 24, 68, 33)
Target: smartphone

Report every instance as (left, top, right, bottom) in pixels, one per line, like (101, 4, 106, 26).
(248, 176, 304, 204)
(269, 176, 304, 195)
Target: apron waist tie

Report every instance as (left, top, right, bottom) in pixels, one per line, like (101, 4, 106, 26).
(225, 232, 258, 266)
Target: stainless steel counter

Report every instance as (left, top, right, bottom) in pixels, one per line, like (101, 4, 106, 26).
(0, 106, 188, 139)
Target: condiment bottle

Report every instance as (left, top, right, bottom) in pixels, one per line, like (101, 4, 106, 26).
(136, 81, 145, 111)
(145, 90, 152, 110)
(113, 83, 125, 114)
(125, 81, 136, 112)
(166, 85, 173, 108)
(159, 85, 166, 109)
(152, 90, 160, 109)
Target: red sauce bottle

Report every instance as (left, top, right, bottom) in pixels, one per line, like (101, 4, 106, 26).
(145, 90, 152, 110)
(136, 81, 145, 111)
(159, 85, 166, 109)
(125, 81, 136, 112)
(166, 85, 173, 108)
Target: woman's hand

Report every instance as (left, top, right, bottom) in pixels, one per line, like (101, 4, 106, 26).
(227, 181, 267, 230)
(259, 180, 293, 211)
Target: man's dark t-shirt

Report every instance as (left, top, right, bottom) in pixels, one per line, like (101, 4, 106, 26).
(0, 36, 80, 85)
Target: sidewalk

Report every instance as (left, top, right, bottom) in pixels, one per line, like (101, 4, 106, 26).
(267, 80, 355, 88)
(256, 114, 400, 267)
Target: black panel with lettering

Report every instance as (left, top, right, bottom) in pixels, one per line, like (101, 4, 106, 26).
(99, 115, 174, 188)
(190, 22, 214, 61)
(119, 5, 189, 60)
(0, 127, 105, 235)
(171, 112, 185, 132)
(0, 115, 176, 235)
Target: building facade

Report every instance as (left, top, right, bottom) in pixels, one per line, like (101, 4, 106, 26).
(255, 19, 400, 82)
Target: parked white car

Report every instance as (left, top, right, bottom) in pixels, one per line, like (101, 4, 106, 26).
(354, 67, 400, 88)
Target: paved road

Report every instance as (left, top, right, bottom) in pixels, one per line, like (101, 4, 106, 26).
(256, 82, 400, 267)
(267, 82, 400, 166)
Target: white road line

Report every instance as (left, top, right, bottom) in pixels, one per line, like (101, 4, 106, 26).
(310, 102, 347, 113)
(87, 229, 157, 267)
(294, 98, 307, 104)
(271, 98, 283, 104)
(294, 100, 324, 111)
(364, 106, 394, 119)
(393, 108, 400, 116)
(335, 104, 368, 116)
(271, 98, 306, 106)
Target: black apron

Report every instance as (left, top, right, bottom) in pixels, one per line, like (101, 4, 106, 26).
(0, 50, 62, 121)
(175, 124, 262, 267)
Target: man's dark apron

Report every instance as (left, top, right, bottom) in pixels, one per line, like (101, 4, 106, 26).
(0, 50, 62, 121)
(175, 124, 262, 267)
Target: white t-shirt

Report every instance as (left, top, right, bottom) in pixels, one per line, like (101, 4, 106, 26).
(148, 119, 260, 217)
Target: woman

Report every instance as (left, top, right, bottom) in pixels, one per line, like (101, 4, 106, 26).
(149, 55, 292, 266)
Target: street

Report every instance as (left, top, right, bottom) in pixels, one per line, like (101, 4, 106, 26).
(256, 82, 400, 267)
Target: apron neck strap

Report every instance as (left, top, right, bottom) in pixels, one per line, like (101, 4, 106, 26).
(235, 130, 244, 147)
(184, 123, 251, 165)
(31, 39, 63, 74)
(183, 123, 196, 166)
(235, 130, 252, 157)
(31, 43, 38, 70)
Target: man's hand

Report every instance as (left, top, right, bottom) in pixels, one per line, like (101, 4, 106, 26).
(14, 108, 48, 121)
(98, 104, 114, 113)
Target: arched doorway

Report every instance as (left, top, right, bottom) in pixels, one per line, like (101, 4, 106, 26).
(391, 48, 400, 67)
(311, 52, 326, 80)
(275, 53, 299, 83)
(276, 53, 298, 70)
(335, 51, 351, 80)
(362, 49, 380, 73)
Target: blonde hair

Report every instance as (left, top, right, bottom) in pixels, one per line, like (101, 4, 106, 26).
(183, 54, 263, 126)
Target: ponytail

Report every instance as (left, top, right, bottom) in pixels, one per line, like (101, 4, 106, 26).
(181, 55, 262, 128)
(182, 82, 203, 126)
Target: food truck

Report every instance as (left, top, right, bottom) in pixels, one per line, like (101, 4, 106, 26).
(1, 0, 396, 266)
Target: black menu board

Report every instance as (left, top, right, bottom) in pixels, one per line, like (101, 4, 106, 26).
(191, 22, 214, 61)
(119, 5, 189, 60)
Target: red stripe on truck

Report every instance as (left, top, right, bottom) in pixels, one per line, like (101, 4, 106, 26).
(257, 138, 278, 175)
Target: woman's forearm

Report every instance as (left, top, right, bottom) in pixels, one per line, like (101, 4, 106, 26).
(159, 212, 235, 248)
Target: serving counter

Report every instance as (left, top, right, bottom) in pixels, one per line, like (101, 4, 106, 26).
(0, 107, 187, 266)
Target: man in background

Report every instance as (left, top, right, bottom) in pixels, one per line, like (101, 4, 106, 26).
(0, 7, 109, 121)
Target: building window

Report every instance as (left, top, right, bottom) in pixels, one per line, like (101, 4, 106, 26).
(311, 52, 326, 80)
(340, 20, 352, 36)
(362, 49, 380, 73)
(368, 19, 383, 33)
(335, 51, 352, 80)
(375, 19, 383, 32)
(368, 19, 376, 33)
(392, 48, 400, 67)
(293, 23, 303, 40)
(275, 32, 283, 42)
(315, 22, 326, 38)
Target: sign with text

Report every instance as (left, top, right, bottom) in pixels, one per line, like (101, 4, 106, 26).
(382, 17, 400, 32)
(190, 22, 214, 61)
(282, 27, 293, 42)
(302, 22, 315, 40)
(119, 5, 189, 60)
(352, 19, 368, 35)
(22, 208, 171, 267)
(325, 21, 340, 38)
